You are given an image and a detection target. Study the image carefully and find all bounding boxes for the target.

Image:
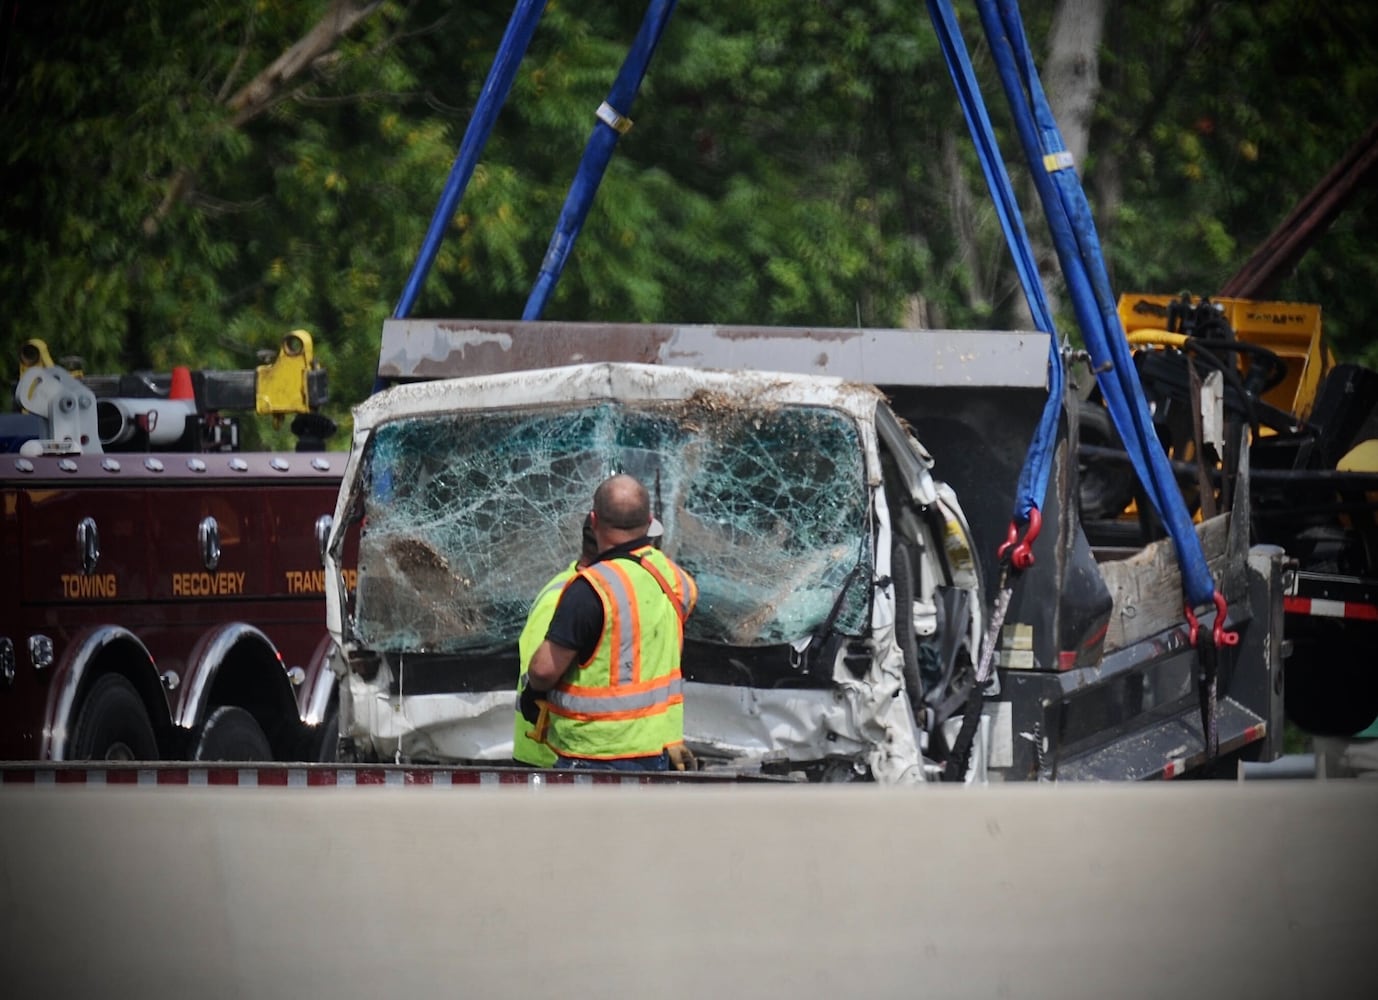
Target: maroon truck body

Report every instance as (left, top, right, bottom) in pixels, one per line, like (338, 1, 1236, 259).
(1, 447, 357, 762)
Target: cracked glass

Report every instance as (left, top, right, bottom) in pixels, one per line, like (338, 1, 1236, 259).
(354, 396, 870, 654)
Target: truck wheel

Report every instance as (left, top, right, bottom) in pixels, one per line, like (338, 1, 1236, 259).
(69, 673, 160, 761)
(193, 706, 273, 762)
(1286, 630, 1378, 737)
(304, 705, 340, 763)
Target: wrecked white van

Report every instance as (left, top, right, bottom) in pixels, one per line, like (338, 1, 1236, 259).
(323, 361, 985, 783)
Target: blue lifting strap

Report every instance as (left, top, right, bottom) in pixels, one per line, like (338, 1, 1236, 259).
(926, 0, 1064, 546)
(377, 0, 549, 394)
(979, 0, 1216, 607)
(934, 0, 1216, 608)
(524, 0, 679, 320)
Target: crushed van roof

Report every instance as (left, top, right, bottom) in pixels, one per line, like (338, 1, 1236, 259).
(351, 361, 890, 432)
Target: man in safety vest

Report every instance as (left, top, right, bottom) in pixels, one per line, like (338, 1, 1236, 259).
(513, 514, 600, 766)
(521, 474, 698, 771)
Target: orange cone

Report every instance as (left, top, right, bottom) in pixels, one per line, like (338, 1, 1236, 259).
(170, 365, 194, 402)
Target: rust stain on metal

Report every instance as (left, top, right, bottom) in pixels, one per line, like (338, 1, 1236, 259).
(707, 324, 863, 344)
(378, 319, 1052, 389)
(404, 322, 674, 377)
(386, 320, 865, 379)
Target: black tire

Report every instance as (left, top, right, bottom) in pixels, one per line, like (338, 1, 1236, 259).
(304, 705, 340, 763)
(1285, 625, 1378, 737)
(69, 673, 160, 761)
(1077, 404, 1138, 521)
(193, 705, 273, 762)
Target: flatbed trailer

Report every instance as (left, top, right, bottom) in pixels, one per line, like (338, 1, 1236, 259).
(322, 318, 1288, 783)
(0, 759, 786, 786)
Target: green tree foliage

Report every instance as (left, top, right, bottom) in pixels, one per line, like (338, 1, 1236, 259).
(2, 0, 1376, 441)
(1093, 0, 1378, 360)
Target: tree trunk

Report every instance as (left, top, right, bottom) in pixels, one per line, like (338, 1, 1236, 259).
(1045, 0, 1106, 175)
(944, 130, 991, 319)
(1009, 0, 1108, 331)
(226, 0, 384, 127)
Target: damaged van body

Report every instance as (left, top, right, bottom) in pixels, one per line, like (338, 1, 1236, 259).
(323, 319, 1286, 783)
(325, 362, 983, 783)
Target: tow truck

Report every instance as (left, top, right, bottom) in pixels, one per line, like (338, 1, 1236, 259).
(0, 332, 358, 763)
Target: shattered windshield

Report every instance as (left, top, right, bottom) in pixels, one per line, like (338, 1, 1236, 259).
(354, 397, 870, 653)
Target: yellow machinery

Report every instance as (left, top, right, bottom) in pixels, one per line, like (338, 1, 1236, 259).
(1116, 292, 1333, 422)
(11, 331, 330, 452)
(255, 329, 320, 423)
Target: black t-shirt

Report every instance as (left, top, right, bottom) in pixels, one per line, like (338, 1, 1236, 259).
(545, 538, 652, 664)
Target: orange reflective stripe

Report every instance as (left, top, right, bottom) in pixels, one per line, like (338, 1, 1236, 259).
(558, 674, 679, 697)
(679, 565, 698, 614)
(635, 557, 683, 626)
(550, 704, 669, 724)
(633, 546, 696, 624)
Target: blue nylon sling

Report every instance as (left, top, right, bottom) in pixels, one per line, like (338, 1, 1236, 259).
(926, 0, 1063, 535)
(939, 0, 1217, 608)
(524, 0, 679, 320)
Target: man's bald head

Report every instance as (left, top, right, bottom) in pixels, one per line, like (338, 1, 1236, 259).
(592, 474, 652, 540)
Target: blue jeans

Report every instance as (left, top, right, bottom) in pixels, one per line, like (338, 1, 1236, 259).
(554, 753, 668, 772)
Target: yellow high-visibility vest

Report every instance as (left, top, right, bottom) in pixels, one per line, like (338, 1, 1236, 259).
(636, 546, 697, 743)
(639, 546, 698, 624)
(513, 564, 576, 766)
(546, 550, 691, 759)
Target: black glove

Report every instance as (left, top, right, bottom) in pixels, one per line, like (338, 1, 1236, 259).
(518, 682, 543, 725)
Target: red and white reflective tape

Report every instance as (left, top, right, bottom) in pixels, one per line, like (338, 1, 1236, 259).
(0, 766, 662, 787)
(1161, 722, 1267, 780)
(1284, 596, 1378, 621)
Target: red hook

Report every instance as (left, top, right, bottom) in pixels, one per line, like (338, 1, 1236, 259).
(1184, 591, 1240, 647)
(996, 508, 1042, 571)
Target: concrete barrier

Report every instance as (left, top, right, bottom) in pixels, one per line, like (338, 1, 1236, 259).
(3, 782, 1375, 999)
